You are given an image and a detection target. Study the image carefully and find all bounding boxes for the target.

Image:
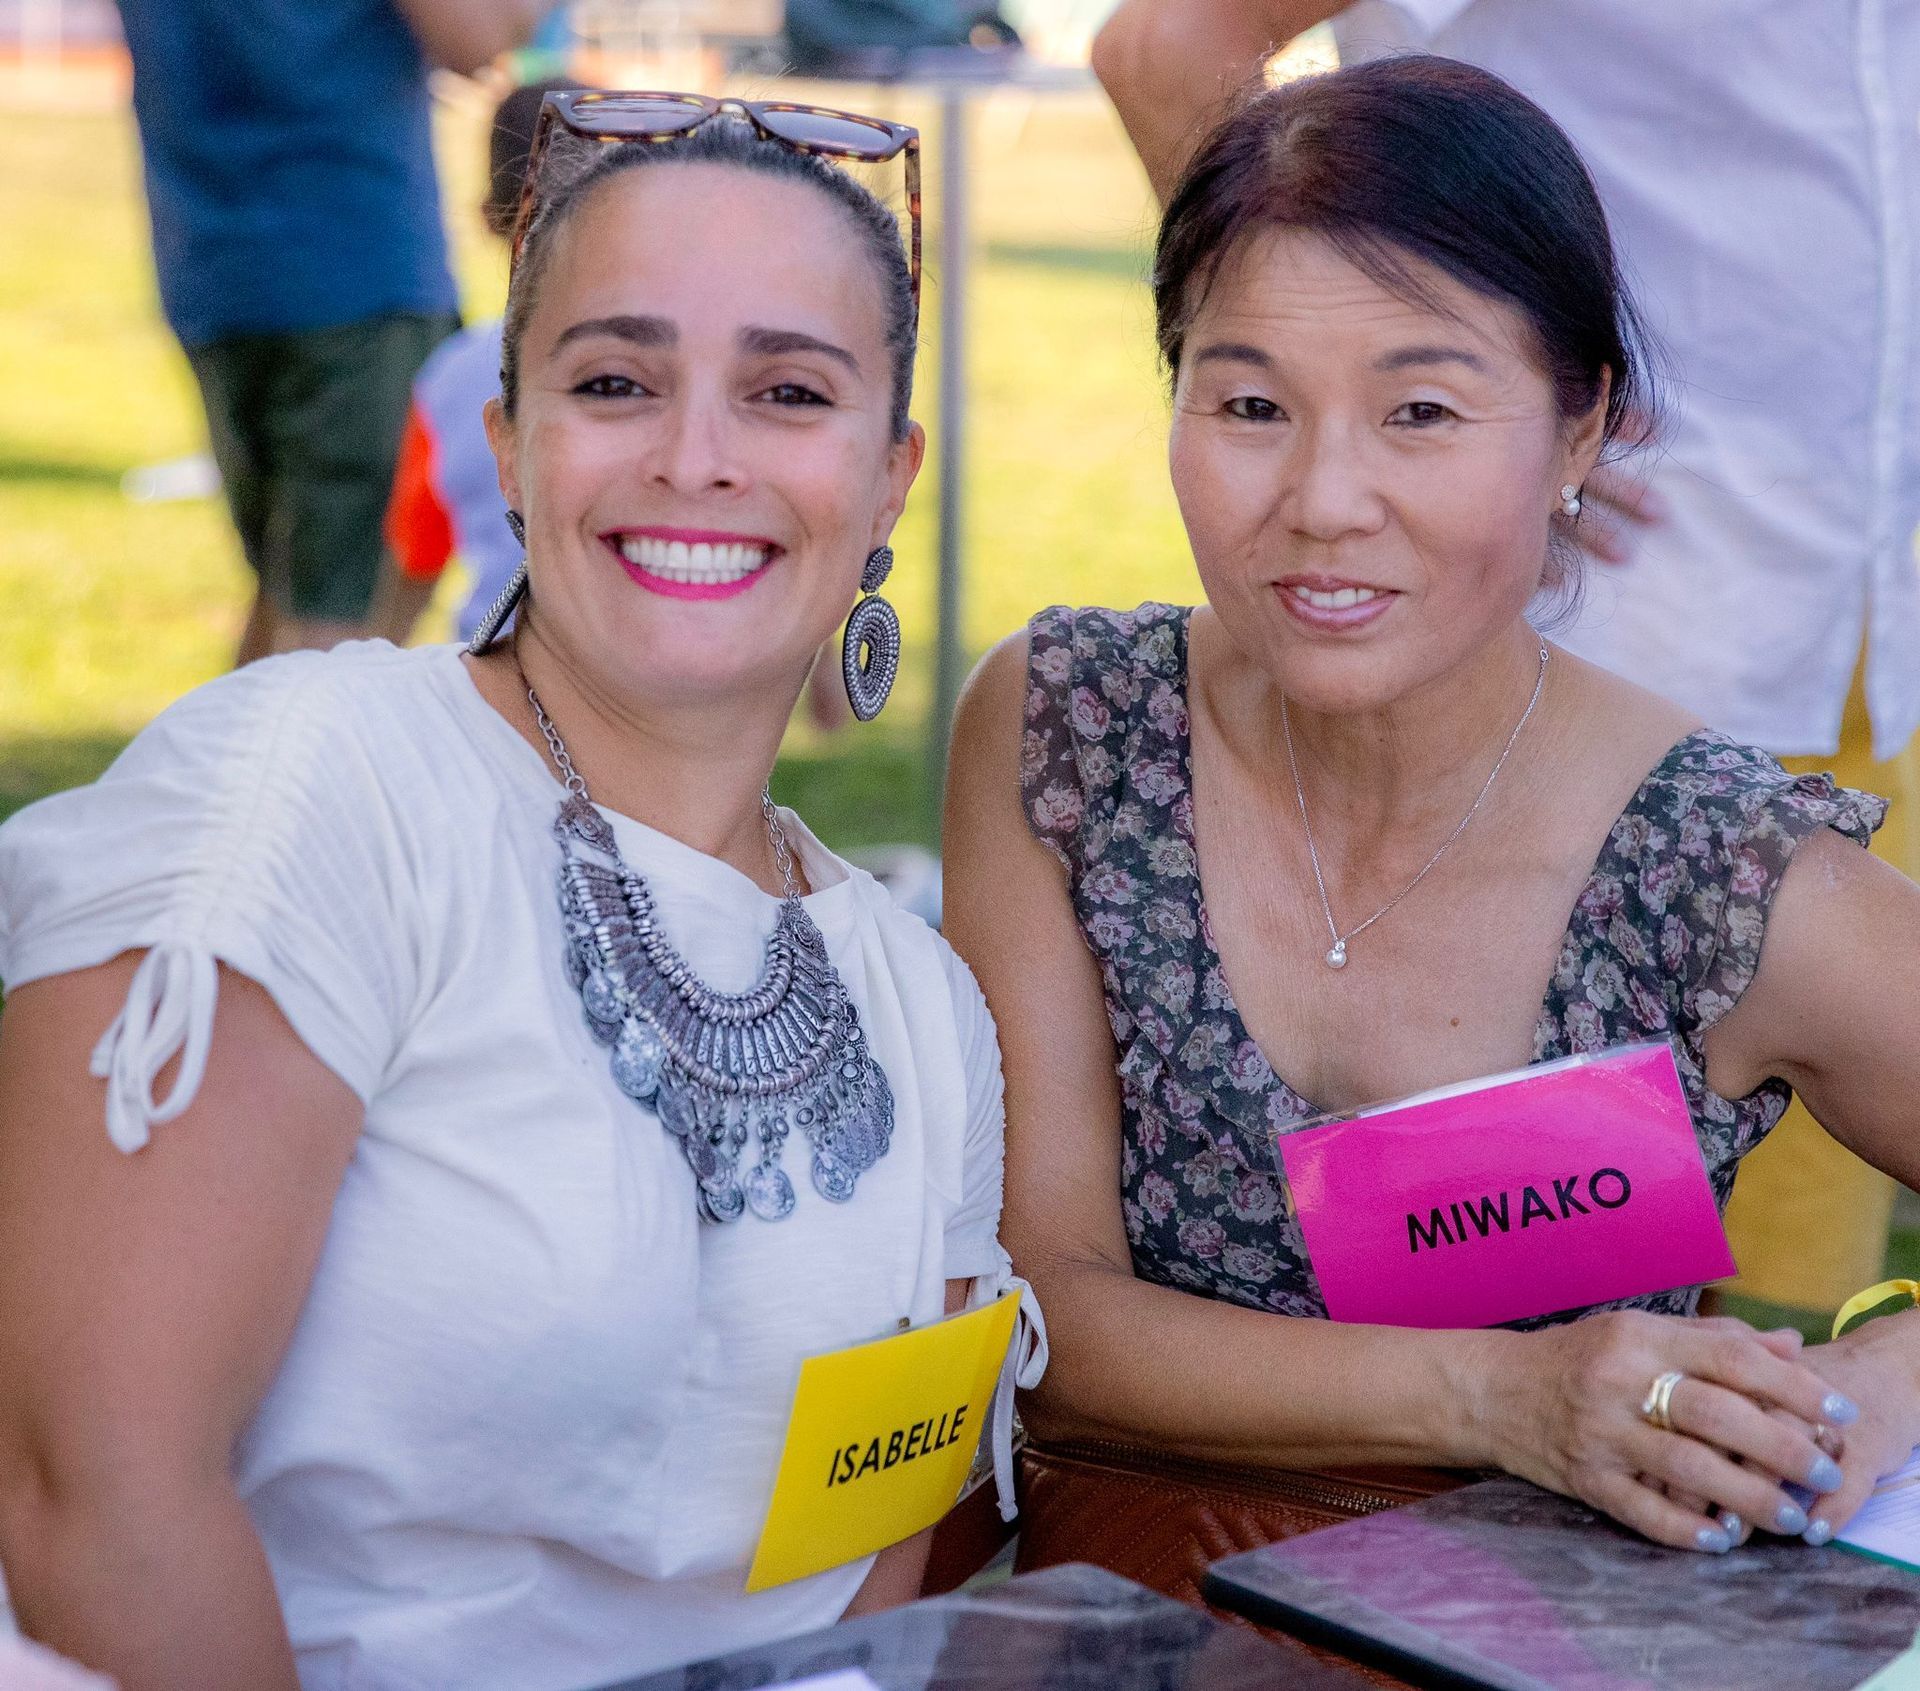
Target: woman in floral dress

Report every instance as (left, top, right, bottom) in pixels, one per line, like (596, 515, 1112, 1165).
(945, 57, 1920, 1559)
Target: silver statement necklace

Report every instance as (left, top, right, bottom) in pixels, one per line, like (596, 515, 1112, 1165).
(520, 672, 895, 1223)
(1282, 641, 1550, 969)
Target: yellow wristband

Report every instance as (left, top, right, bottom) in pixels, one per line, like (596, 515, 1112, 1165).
(1832, 1278, 1920, 1341)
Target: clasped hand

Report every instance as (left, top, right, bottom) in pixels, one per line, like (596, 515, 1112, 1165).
(1491, 1310, 1918, 1554)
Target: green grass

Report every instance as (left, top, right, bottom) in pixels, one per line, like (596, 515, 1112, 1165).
(0, 89, 1195, 840)
(0, 103, 244, 808)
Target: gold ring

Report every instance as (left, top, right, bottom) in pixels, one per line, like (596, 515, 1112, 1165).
(1639, 1369, 1685, 1432)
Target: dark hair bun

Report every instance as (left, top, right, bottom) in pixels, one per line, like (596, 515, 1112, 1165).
(1154, 54, 1655, 458)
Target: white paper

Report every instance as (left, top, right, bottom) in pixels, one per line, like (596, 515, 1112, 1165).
(1837, 1447, 1920, 1572)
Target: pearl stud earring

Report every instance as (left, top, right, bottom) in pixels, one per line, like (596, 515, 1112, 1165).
(1560, 483, 1583, 518)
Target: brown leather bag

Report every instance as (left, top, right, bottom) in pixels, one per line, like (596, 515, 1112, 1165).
(1014, 1435, 1466, 1609)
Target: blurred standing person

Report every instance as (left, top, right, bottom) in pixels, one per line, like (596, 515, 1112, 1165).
(1093, 0, 1920, 1325)
(114, 0, 550, 661)
(380, 76, 575, 651)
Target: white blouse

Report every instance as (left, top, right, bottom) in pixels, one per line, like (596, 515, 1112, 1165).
(0, 642, 1044, 1691)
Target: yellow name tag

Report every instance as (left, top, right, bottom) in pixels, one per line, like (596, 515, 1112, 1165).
(745, 1291, 1021, 1593)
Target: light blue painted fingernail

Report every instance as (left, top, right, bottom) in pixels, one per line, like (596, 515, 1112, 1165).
(1696, 1524, 1733, 1553)
(1719, 1511, 1744, 1538)
(1821, 1393, 1860, 1426)
(1774, 1499, 1808, 1535)
(1809, 1454, 1845, 1492)
(1803, 1520, 1834, 1547)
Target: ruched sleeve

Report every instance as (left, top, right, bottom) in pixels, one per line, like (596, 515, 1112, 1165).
(0, 652, 424, 1152)
(1021, 604, 1091, 872)
(1021, 603, 1189, 885)
(929, 941, 1047, 1523)
(1683, 767, 1887, 1037)
(938, 941, 1008, 1284)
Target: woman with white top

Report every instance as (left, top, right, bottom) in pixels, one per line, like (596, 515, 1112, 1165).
(0, 95, 1040, 1691)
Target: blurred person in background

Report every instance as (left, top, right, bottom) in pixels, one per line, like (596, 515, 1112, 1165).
(784, 0, 1021, 75)
(1092, 0, 1920, 1327)
(114, 0, 552, 664)
(380, 75, 580, 649)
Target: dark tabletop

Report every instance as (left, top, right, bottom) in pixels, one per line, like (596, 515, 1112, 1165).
(598, 1562, 1377, 1690)
(1206, 1477, 1920, 1691)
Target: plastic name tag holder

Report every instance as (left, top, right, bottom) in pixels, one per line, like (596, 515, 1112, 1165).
(745, 1291, 1020, 1593)
(1276, 1041, 1735, 1329)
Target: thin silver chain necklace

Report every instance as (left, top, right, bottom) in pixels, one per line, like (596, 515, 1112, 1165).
(517, 664, 894, 1223)
(1281, 641, 1550, 969)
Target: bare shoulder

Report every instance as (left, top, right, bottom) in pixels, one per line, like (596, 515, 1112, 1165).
(1543, 644, 1704, 787)
(943, 625, 1070, 944)
(954, 627, 1032, 731)
(945, 628, 1034, 816)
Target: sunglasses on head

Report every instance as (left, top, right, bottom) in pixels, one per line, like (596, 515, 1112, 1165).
(512, 90, 922, 307)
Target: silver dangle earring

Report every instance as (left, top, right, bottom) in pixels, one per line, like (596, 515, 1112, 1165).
(1560, 483, 1583, 519)
(841, 545, 901, 722)
(467, 509, 529, 655)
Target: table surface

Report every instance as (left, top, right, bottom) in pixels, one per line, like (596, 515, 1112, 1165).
(1206, 1477, 1920, 1691)
(599, 1562, 1377, 1690)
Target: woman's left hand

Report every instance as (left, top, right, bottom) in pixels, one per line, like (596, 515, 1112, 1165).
(1795, 1307, 1920, 1543)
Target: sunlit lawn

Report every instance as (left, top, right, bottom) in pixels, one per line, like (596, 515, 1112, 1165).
(0, 81, 1196, 843)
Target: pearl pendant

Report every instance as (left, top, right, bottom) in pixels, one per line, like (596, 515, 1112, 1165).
(1325, 940, 1348, 969)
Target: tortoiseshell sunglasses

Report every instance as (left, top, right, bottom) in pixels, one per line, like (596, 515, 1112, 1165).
(511, 90, 922, 310)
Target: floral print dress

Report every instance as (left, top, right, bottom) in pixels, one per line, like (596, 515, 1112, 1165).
(1021, 604, 1886, 1327)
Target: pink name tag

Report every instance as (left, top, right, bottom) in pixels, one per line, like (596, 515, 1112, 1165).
(1277, 1043, 1735, 1329)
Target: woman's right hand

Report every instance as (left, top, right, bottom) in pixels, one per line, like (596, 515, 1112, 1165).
(1476, 1311, 1856, 1552)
